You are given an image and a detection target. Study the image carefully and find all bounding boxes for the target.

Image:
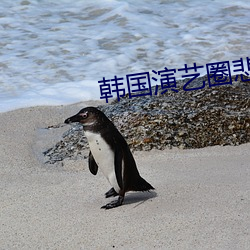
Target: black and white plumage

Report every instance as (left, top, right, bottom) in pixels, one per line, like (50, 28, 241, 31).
(65, 107, 154, 209)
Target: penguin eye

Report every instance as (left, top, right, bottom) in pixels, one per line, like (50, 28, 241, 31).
(79, 112, 88, 119)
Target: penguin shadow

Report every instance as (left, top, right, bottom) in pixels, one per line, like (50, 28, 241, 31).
(122, 190, 157, 208)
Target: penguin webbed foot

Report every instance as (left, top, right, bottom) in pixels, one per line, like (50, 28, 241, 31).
(101, 196, 124, 209)
(105, 187, 118, 198)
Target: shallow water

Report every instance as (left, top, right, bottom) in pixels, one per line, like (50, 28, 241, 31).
(0, 0, 249, 112)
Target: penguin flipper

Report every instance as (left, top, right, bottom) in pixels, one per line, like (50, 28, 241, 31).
(88, 151, 98, 175)
(114, 146, 124, 190)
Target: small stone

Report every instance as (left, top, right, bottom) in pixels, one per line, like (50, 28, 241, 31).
(143, 138, 153, 143)
(178, 130, 186, 136)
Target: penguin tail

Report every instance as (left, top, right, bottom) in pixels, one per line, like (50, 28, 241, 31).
(132, 176, 154, 192)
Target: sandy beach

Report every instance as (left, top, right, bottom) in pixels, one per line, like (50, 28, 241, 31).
(0, 101, 249, 249)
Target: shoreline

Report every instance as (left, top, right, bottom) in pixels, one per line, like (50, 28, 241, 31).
(0, 102, 250, 249)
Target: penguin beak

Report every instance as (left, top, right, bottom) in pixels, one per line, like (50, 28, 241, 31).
(64, 114, 81, 124)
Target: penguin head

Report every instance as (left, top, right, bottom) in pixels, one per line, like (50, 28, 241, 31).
(65, 107, 109, 129)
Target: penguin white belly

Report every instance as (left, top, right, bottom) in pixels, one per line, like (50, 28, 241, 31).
(85, 131, 120, 193)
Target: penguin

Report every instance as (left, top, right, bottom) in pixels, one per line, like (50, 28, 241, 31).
(65, 107, 154, 209)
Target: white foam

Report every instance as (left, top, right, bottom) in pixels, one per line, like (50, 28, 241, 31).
(0, 0, 249, 112)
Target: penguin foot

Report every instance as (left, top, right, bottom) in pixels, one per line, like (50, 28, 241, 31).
(101, 196, 124, 209)
(105, 187, 118, 198)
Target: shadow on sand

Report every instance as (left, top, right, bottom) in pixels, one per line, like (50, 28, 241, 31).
(122, 190, 157, 208)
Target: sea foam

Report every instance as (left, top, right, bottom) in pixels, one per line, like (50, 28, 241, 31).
(0, 0, 249, 112)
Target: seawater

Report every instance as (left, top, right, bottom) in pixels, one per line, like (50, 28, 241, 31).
(0, 0, 249, 112)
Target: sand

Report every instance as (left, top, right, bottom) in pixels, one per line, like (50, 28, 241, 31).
(0, 101, 249, 250)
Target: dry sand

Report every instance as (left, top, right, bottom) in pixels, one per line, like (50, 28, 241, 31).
(0, 101, 249, 250)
